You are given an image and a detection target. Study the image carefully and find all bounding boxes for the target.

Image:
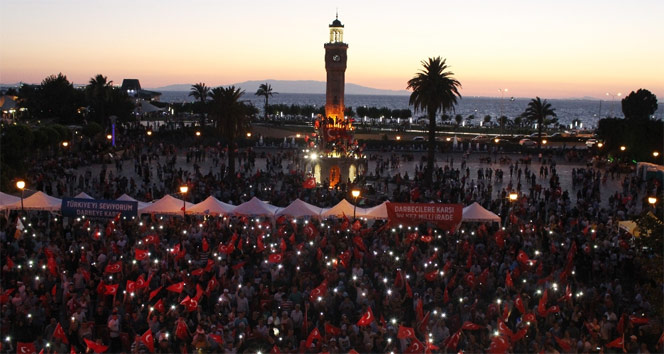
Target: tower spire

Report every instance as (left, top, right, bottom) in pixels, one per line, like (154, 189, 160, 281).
(336, 8, 338, 20)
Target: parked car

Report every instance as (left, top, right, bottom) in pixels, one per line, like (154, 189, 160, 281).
(519, 138, 537, 147)
(529, 132, 548, 138)
(412, 136, 425, 141)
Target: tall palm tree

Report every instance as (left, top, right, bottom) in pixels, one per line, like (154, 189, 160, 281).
(255, 83, 276, 121)
(523, 97, 556, 149)
(86, 74, 113, 123)
(407, 57, 461, 185)
(208, 86, 250, 178)
(189, 82, 210, 104)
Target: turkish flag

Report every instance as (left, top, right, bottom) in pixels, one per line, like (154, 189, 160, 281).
(488, 335, 511, 354)
(352, 236, 366, 252)
(305, 328, 323, 348)
(139, 329, 155, 352)
(630, 315, 650, 325)
(324, 323, 341, 336)
(149, 286, 162, 301)
(338, 251, 351, 268)
(153, 298, 165, 313)
(424, 270, 438, 282)
(309, 280, 328, 302)
(270, 344, 280, 354)
(47, 256, 58, 276)
(180, 296, 198, 312)
(462, 321, 483, 330)
(191, 268, 204, 276)
(523, 313, 536, 324)
(268, 253, 283, 263)
(554, 335, 571, 352)
(166, 282, 185, 294)
(405, 338, 425, 354)
(6, 256, 14, 270)
(517, 250, 531, 265)
(302, 177, 316, 189)
(494, 230, 506, 248)
(444, 330, 462, 350)
(505, 270, 514, 288)
(418, 311, 430, 334)
(175, 318, 189, 340)
(498, 320, 513, 338)
(303, 223, 319, 240)
(405, 280, 413, 298)
(357, 307, 374, 326)
(443, 287, 450, 304)
(515, 295, 525, 314)
(537, 289, 549, 317)
(280, 238, 287, 252)
(143, 234, 160, 246)
(135, 274, 148, 289)
(104, 284, 119, 296)
(53, 322, 69, 344)
(397, 325, 416, 339)
(606, 336, 624, 349)
(126, 280, 136, 294)
(84, 338, 109, 353)
(209, 334, 223, 346)
(205, 259, 215, 272)
(135, 249, 149, 261)
(16, 342, 36, 354)
(104, 261, 122, 274)
(511, 327, 528, 344)
(202, 238, 209, 252)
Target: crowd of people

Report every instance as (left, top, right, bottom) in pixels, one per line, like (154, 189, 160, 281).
(2, 126, 663, 354)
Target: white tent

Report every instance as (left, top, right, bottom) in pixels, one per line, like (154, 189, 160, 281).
(0, 192, 21, 207)
(233, 197, 277, 217)
(3, 191, 62, 211)
(275, 199, 323, 218)
(361, 201, 389, 220)
(138, 194, 193, 216)
(188, 196, 236, 216)
(117, 194, 151, 209)
(462, 202, 501, 223)
(74, 192, 94, 199)
(321, 199, 367, 218)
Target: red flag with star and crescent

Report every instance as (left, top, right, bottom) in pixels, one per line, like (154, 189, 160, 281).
(83, 338, 109, 353)
(139, 329, 155, 352)
(357, 307, 374, 326)
(397, 325, 416, 339)
(17, 342, 36, 354)
(53, 322, 69, 344)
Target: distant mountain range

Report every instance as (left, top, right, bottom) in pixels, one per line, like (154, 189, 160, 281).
(149, 80, 410, 96)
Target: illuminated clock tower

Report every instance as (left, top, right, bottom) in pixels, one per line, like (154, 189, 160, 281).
(324, 14, 348, 123)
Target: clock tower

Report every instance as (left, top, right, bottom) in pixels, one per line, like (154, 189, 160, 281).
(324, 14, 348, 123)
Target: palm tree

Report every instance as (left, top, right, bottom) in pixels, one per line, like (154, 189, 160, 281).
(523, 97, 556, 149)
(255, 83, 277, 121)
(208, 86, 250, 178)
(189, 82, 210, 104)
(86, 74, 113, 123)
(407, 57, 461, 185)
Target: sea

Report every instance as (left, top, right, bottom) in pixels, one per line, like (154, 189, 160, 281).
(158, 91, 664, 129)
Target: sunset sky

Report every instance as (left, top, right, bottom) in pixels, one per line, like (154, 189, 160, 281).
(1, 0, 662, 99)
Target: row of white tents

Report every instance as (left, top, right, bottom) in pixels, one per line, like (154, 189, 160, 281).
(0, 191, 501, 222)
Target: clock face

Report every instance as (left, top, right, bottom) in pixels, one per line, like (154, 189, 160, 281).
(332, 54, 341, 62)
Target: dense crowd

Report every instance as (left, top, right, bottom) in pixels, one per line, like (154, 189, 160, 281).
(2, 126, 663, 354)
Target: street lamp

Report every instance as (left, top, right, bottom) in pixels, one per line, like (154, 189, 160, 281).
(509, 192, 518, 202)
(146, 130, 152, 136)
(541, 139, 547, 145)
(179, 185, 189, 217)
(62, 141, 69, 147)
(653, 151, 660, 158)
(606, 92, 622, 116)
(351, 189, 360, 219)
(246, 132, 252, 138)
(648, 197, 657, 205)
(195, 131, 201, 137)
(620, 145, 626, 151)
(396, 136, 401, 141)
(597, 142, 603, 148)
(16, 180, 25, 212)
(106, 134, 112, 141)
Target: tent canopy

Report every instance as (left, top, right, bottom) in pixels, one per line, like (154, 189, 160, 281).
(361, 201, 389, 219)
(233, 197, 277, 217)
(117, 194, 151, 209)
(321, 199, 366, 218)
(138, 194, 193, 215)
(462, 202, 501, 223)
(0, 192, 21, 207)
(275, 199, 323, 218)
(188, 196, 235, 216)
(3, 191, 62, 211)
(74, 192, 94, 199)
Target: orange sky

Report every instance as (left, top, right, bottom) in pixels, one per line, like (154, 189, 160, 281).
(1, 0, 662, 99)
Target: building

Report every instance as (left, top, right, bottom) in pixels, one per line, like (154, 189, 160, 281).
(324, 14, 348, 123)
(120, 79, 161, 101)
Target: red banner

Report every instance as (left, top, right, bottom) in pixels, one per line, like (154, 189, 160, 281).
(386, 203, 462, 230)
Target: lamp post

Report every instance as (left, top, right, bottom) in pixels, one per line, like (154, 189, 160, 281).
(16, 180, 25, 212)
(109, 115, 117, 147)
(179, 185, 188, 217)
(352, 189, 360, 220)
(507, 192, 518, 226)
(653, 151, 660, 158)
(648, 197, 657, 206)
(605, 92, 621, 117)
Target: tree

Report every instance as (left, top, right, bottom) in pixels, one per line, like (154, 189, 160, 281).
(255, 83, 277, 122)
(522, 97, 556, 149)
(483, 115, 492, 125)
(36, 73, 83, 123)
(407, 57, 461, 185)
(454, 114, 463, 126)
(189, 82, 210, 116)
(622, 89, 658, 121)
(498, 116, 509, 131)
(208, 86, 251, 179)
(86, 74, 114, 123)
